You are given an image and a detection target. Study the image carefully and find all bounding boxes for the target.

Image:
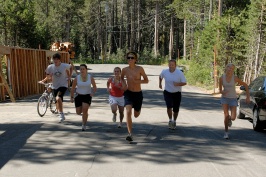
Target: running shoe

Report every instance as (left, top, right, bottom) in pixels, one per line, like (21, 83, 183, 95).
(126, 134, 133, 142)
(112, 113, 117, 122)
(118, 122, 122, 128)
(168, 121, 173, 129)
(82, 125, 86, 131)
(172, 121, 177, 130)
(223, 132, 229, 139)
(59, 113, 65, 123)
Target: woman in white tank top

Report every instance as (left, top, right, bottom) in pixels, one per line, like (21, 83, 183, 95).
(219, 63, 250, 139)
(70, 64, 97, 131)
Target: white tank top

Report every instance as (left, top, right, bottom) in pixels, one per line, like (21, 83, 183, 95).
(76, 74, 92, 94)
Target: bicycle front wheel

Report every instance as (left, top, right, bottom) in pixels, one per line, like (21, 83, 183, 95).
(37, 95, 48, 117)
(49, 94, 57, 114)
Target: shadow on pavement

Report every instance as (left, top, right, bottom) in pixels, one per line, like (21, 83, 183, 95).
(0, 123, 43, 169)
(142, 90, 221, 111)
(1, 120, 265, 168)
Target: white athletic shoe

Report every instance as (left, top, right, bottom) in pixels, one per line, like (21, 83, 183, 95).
(59, 113, 65, 123)
(172, 121, 176, 130)
(223, 132, 229, 139)
(118, 122, 122, 128)
(168, 121, 173, 129)
(82, 125, 86, 131)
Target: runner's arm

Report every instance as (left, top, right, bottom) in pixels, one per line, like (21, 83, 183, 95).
(159, 76, 163, 89)
(91, 77, 97, 95)
(139, 67, 149, 84)
(121, 68, 126, 81)
(70, 78, 77, 102)
(107, 77, 112, 92)
(121, 79, 128, 91)
(235, 76, 250, 103)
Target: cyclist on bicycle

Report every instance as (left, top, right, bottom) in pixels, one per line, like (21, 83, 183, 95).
(45, 53, 72, 123)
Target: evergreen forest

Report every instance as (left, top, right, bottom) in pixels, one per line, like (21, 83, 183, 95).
(0, 0, 265, 87)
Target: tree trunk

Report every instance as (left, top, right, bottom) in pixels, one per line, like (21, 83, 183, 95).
(130, 0, 136, 51)
(97, 1, 104, 62)
(244, 43, 255, 84)
(183, 19, 186, 59)
(137, 0, 141, 53)
(14, 29, 18, 46)
(4, 15, 7, 45)
(105, 2, 109, 61)
(65, 13, 70, 41)
(109, 0, 118, 54)
(119, 0, 124, 49)
(209, 0, 213, 21)
(176, 18, 180, 60)
(154, 1, 159, 57)
(254, 5, 263, 79)
(126, 0, 131, 50)
(169, 15, 174, 60)
(218, 0, 223, 16)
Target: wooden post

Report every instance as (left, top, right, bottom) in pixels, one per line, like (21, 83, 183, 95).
(0, 67, 15, 102)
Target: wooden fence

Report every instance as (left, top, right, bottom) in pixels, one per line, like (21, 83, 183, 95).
(0, 45, 69, 102)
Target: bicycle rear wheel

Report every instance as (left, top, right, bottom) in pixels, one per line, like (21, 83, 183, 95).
(37, 95, 48, 117)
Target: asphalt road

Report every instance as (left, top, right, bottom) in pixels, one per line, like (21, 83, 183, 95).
(0, 64, 266, 177)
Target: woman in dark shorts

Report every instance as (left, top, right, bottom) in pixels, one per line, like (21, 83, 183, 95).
(70, 64, 97, 131)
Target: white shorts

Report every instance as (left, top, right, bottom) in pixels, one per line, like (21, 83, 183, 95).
(109, 95, 124, 107)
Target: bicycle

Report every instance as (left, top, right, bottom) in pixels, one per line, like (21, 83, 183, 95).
(37, 82, 57, 117)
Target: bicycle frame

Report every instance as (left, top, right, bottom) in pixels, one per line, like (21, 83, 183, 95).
(37, 83, 57, 117)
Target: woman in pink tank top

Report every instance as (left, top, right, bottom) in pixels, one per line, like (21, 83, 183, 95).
(107, 67, 127, 128)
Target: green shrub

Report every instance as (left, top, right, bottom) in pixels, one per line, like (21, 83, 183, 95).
(186, 61, 213, 88)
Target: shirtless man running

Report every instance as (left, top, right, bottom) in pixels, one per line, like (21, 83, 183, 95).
(121, 51, 149, 142)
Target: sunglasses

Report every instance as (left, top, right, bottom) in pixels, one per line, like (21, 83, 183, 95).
(127, 57, 135, 60)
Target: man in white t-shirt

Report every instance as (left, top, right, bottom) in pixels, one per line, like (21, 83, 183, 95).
(46, 53, 72, 122)
(159, 59, 187, 130)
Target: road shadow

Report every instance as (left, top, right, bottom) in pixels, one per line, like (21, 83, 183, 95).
(0, 120, 265, 168)
(0, 123, 43, 169)
(142, 90, 221, 111)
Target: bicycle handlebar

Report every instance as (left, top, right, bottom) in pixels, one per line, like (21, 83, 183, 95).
(38, 81, 53, 87)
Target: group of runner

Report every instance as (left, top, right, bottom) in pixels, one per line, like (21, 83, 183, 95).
(43, 52, 250, 141)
